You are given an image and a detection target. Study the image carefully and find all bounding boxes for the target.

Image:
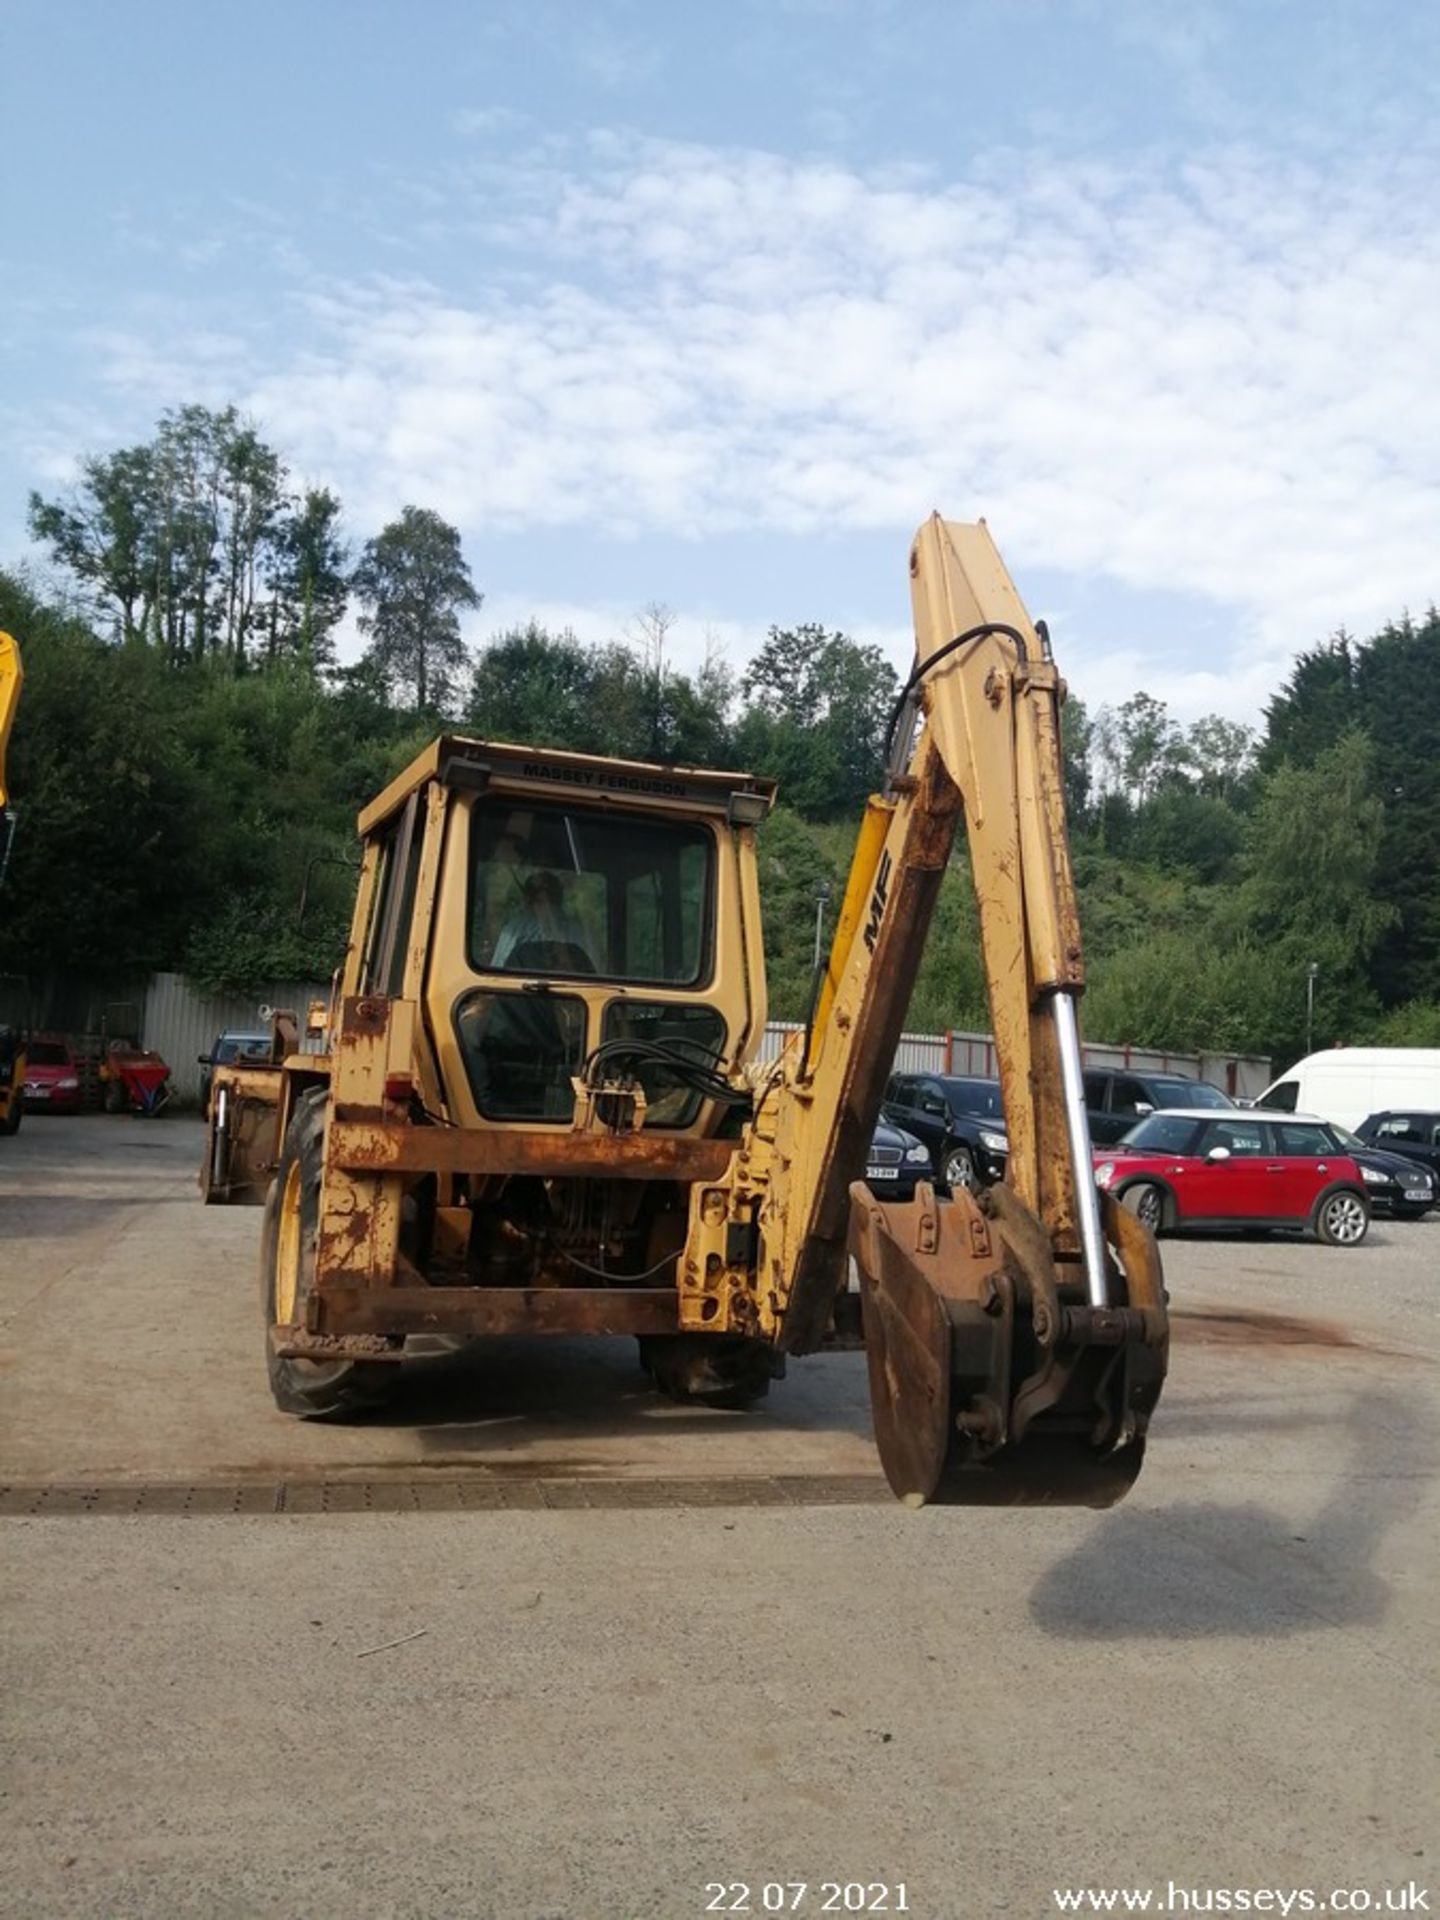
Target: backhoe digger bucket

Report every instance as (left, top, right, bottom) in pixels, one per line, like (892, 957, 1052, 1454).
(849, 1180, 1167, 1508)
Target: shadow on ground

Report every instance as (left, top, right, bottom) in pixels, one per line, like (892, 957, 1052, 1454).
(1031, 1387, 1436, 1640)
(320, 1338, 874, 1457)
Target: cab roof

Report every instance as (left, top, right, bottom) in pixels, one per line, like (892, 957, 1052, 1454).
(359, 734, 777, 837)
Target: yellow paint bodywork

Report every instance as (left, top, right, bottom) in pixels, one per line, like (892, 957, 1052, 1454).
(0, 631, 21, 812)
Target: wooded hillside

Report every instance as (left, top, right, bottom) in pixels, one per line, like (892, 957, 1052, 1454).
(5, 404, 1437, 1068)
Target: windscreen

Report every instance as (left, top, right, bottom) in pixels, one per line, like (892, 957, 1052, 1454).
(469, 799, 713, 987)
(1150, 1078, 1232, 1109)
(26, 1041, 69, 1065)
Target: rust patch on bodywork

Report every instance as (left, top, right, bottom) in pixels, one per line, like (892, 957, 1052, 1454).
(328, 1121, 736, 1183)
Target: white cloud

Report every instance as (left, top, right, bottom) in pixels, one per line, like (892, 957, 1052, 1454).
(64, 130, 1440, 719)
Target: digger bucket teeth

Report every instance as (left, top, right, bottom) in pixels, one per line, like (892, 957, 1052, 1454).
(849, 1181, 1167, 1509)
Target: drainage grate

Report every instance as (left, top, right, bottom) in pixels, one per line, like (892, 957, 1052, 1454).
(0, 1474, 888, 1517)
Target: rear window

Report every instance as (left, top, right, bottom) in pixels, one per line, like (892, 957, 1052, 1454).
(469, 798, 713, 987)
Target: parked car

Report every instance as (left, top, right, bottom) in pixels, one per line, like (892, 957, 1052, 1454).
(1257, 1048, 1440, 1133)
(1083, 1068, 1234, 1145)
(1326, 1122, 1435, 1219)
(863, 1117, 935, 1202)
(198, 1030, 274, 1111)
(1092, 1109, 1370, 1245)
(21, 1034, 82, 1114)
(1354, 1111, 1440, 1186)
(881, 1073, 1008, 1191)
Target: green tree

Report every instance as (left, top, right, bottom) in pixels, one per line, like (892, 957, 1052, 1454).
(1260, 634, 1359, 770)
(1186, 713, 1255, 801)
(352, 506, 481, 712)
(736, 625, 898, 816)
(1355, 611, 1440, 1005)
(264, 487, 349, 669)
(29, 405, 291, 664)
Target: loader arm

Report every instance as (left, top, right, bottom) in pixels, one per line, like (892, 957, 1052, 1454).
(690, 518, 1167, 1505)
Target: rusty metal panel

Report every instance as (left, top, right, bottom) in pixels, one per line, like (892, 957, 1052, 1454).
(291, 1285, 681, 1341)
(328, 1121, 736, 1182)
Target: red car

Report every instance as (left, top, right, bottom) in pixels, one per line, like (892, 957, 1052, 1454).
(1093, 1108, 1370, 1246)
(21, 1035, 83, 1114)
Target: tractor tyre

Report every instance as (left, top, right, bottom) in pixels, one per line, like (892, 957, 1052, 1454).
(638, 1333, 780, 1410)
(262, 1087, 395, 1418)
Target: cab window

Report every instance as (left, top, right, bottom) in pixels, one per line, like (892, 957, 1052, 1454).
(1262, 1080, 1299, 1112)
(469, 799, 713, 987)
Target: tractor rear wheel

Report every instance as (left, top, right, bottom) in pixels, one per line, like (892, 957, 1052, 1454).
(262, 1088, 394, 1418)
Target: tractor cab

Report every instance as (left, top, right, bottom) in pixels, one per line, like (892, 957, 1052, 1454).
(348, 738, 776, 1138)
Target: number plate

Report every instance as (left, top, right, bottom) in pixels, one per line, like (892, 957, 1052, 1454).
(866, 1165, 900, 1180)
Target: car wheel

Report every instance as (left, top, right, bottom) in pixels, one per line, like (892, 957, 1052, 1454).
(1121, 1181, 1165, 1233)
(943, 1145, 977, 1192)
(1314, 1189, 1369, 1247)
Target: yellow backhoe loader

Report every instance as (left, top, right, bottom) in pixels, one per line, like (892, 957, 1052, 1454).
(238, 520, 1168, 1506)
(0, 633, 26, 1135)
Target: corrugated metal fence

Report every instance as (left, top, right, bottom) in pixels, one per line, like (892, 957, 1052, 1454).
(141, 973, 331, 1104)
(758, 1020, 1270, 1099)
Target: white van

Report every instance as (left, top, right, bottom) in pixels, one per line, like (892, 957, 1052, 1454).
(1256, 1048, 1440, 1132)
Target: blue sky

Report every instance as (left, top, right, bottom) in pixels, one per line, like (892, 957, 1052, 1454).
(3, 0, 1438, 723)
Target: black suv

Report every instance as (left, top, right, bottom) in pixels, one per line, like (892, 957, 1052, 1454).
(1083, 1067, 1234, 1145)
(881, 1073, 1008, 1191)
(1355, 1111, 1440, 1185)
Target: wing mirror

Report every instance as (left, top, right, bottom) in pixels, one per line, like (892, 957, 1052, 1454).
(1206, 1145, 1231, 1162)
(197, 1054, 212, 1066)
(1133, 1101, 1155, 1116)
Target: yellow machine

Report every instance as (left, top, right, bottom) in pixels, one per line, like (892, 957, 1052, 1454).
(251, 520, 1168, 1506)
(0, 633, 25, 1134)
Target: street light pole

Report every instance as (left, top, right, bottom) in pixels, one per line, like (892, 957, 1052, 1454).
(1306, 961, 1319, 1054)
(813, 883, 832, 971)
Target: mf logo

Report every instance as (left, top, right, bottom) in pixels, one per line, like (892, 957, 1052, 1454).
(862, 850, 893, 953)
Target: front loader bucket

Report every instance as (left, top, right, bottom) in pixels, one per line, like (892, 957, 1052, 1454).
(849, 1180, 1167, 1508)
(201, 1069, 283, 1205)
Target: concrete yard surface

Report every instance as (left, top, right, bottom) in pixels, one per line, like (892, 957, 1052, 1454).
(2, 1115, 1437, 1918)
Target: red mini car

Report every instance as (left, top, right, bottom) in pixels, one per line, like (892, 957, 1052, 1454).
(21, 1034, 83, 1115)
(1093, 1109, 1370, 1245)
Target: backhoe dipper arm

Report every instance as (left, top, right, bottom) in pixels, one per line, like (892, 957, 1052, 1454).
(0, 633, 21, 815)
(0, 632, 22, 893)
(733, 517, 1166, 1506)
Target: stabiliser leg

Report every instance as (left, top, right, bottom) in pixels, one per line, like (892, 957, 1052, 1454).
(849, 1181, 1167, 1508)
